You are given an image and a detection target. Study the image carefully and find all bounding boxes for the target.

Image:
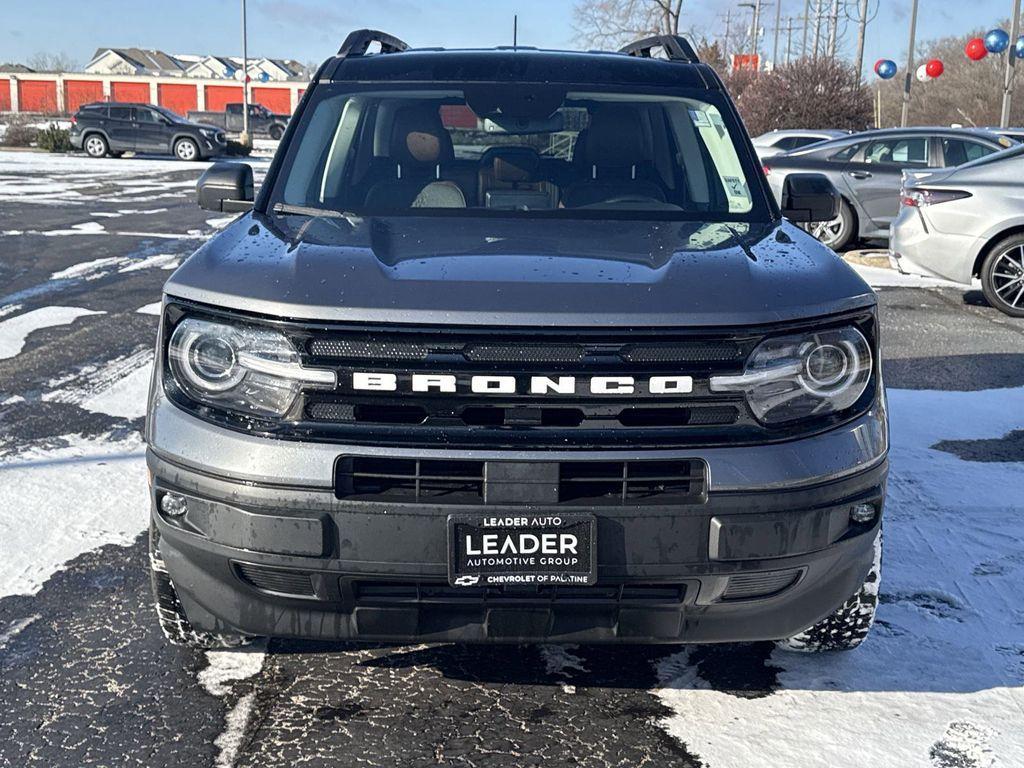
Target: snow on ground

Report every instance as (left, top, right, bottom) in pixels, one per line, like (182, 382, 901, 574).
(852, 263, 972, 290)
(657, 384, 1024, 767)
(136, 302, 163, 316)
(199, 644, 268, 768)
(0, 306, 104, 360)
(0, 434, 147, 598)
(80, 363, 152, 419)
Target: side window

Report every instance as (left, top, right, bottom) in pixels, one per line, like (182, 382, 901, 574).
(829, 143, 860, 162)
(941, 138, 996, 167)
(135, 108, 159, 123)
(773, 136, 798, 150)
(108, 106, 132, 121)
(789, 136, 824, 150)
(863, 137, 929, 166)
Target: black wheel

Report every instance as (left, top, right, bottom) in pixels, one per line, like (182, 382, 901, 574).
(805, 197, 857, 251)
(980, 235, 1024, 317)
(777, 531, 881, 652)
(269, 123, 284, 141)
(173, 137, 200, 161)
(149, 522, 251, 649)
(83, 133, 109, 158)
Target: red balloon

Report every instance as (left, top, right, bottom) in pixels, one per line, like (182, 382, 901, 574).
(925, 59, 944, 78)
(966, 38, 988, 60)
(874, 58, 885, 74)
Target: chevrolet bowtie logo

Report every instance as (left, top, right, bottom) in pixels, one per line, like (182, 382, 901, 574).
(349, 373, 693, 396)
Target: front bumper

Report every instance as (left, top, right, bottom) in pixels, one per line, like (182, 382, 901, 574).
(147, 393, 888, 644)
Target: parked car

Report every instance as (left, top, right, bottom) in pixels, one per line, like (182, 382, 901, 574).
(891, 143, 1024, 317)
(751, 129, 849, 159)
(70, 102, 227, 160)
(763, 127, 1015, 250)
(147, 30, 888, 653)
(187, 102, 290, 140)
(984, 126, 1024, 143)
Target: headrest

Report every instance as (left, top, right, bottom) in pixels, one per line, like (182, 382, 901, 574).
(581, 106, 646, 168)
(390, 105, 453, 168)
(491, 148, 541, 183)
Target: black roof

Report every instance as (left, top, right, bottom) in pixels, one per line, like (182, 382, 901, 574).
(320, 34, 718, 90)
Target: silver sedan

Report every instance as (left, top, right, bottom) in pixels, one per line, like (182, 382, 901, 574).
(889, 145, 1024, 317)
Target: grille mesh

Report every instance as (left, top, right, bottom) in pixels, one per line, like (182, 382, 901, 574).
(236, 563, 316, 597)
(464, 344, 585, 363)
(721, 569, 800, 601)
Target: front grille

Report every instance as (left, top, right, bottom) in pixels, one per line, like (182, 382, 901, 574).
(335, 456, 706, 506)
(236, 563, 316, 598)
(352, 580, 686, 605)
(720, 569, 800, 601)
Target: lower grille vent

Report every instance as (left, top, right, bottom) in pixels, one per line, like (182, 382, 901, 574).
(236, 563, 316, 598)
(559, 460, 705, 504)
(336, 457, 706, 505)
(720, 569, 800, 601)
(352, 581, 686, 605)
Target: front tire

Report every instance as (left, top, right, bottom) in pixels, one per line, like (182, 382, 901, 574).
(777, 531, 881, 652)
(83, 133, 109, 158)
(806, 197, 856, 251)
(173, 137, 200, 161)
(149, 522, 251, 649)
(980, 236, 1024, 317)
(268, 123, 284, 141)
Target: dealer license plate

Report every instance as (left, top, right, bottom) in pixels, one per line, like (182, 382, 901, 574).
(447, 514, 596, 587)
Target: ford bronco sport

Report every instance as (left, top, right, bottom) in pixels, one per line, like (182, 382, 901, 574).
(146, 30, 888, 652)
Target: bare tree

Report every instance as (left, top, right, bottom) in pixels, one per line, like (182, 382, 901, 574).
(573, 0, 684, 49)
(26, 52, 78, 73)
(736, 56, 872, 136)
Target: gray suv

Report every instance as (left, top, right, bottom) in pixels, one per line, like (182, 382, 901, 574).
(146, 31, 888, 652)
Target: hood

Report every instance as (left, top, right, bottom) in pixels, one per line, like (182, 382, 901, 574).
(164, 215, 875, 327)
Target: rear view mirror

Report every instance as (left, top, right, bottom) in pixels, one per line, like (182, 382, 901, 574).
(780, 173, 839, 223)
(197, 162, 254, 213)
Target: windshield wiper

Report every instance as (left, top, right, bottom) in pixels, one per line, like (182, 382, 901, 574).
(272, 203, 362, 226)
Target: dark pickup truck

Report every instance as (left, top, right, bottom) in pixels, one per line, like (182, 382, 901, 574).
(187, 102, 290, 140)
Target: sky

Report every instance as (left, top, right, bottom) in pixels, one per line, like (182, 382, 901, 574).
(2, 0, 1020, 76)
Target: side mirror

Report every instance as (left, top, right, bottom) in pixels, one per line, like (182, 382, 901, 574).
(780, 172, 840, 223)
(197, 162, 253, 213)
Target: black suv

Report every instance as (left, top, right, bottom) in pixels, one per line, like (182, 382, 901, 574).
(70, 102, 227, 160)
(147, 31, 887, 652)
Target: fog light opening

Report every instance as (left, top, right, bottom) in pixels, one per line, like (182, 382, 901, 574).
(160, 493, 188, 517)
(850, 503, 876, 524)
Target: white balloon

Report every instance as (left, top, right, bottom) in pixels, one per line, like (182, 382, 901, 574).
(916, 64, 932, 82)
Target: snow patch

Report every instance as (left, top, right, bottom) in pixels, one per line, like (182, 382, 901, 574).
(119, 253, 180, 272)
(136, 302, 163, 316)
(0, 306, 105, 360)
(0, 435, 147, 598)
(540, 645, 589, 678)
(80, 364, 152, 420)
(206, 216, 238, 229)
(0, 614, 39, 650)
(50, 256, 126, 281)
(199, 644, 267, 768)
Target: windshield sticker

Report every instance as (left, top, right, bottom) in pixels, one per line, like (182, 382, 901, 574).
(723, 176, 747, 198)
(689, 109, 711, 128)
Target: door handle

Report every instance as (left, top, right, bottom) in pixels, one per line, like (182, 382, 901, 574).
(848, 171, 872, 180)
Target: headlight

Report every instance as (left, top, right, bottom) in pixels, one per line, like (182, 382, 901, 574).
(710, 326, 872, 424)
(167, 318, 335, 418)
(200, 128, 216, 137)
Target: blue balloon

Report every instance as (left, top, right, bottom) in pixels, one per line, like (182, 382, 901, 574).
(985, 28, 1010, 54)
(877, 59, 898, 79)
(259, 71, 270, 82)
(1015, 36, 1024, 59)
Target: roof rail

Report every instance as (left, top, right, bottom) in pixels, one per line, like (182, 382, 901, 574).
(619, 35, 699, 64)
(337, 29, 409, 57)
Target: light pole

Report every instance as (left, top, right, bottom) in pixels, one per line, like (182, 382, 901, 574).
(901, 0, 920, 127)
(1002, 0, 1022, 127)
(241, 0, 250, 147)
(854, 0, 870, 80)
(801, 0, 811, 56)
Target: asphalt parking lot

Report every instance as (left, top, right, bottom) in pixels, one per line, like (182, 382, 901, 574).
(1, 150, 1023, 768)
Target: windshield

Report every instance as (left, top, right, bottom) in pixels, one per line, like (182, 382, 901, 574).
(267, 83, 765, 220)
(156, 106, 188, 123)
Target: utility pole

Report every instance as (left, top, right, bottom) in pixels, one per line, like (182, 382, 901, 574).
(787, 16, 794, 63)
(724, 8, 733, 62)
(854, 0, 870, 80)
(752, 0, 763, 63)
(1002, 0, 1022, 127)
(240, 0, 250, 146)
(773, 0, 783, 68)
(812, 0, 822, 58)
(827, 0, 840, 58)
(901, 0, 920, 127)
(801, 0, 811, 56)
